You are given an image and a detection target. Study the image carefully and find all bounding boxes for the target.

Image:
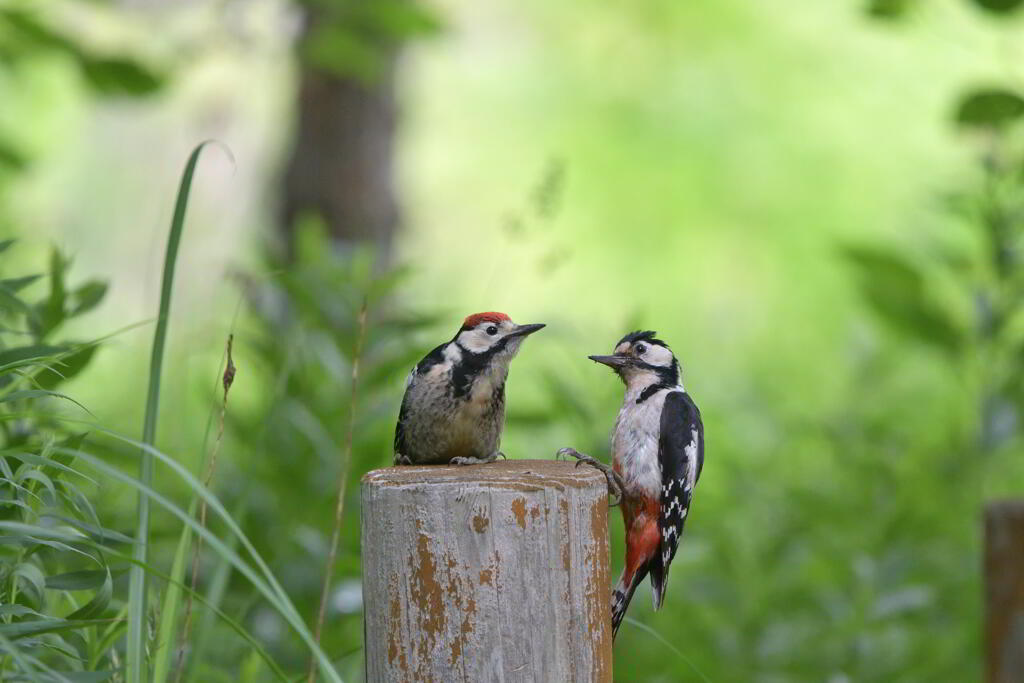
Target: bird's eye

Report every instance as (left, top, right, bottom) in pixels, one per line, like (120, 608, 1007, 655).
(486, 325, 498, 336)
(635, 343, 646, 355)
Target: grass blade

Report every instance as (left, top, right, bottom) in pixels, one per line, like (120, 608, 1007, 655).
(127, 141, 215, 683)
(57, 442, 342, 683)
(151, 519, 191, 683)
(622, 617, 713, 683)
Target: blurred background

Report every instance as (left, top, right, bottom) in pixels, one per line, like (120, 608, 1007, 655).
(2, 0, 1024, 680)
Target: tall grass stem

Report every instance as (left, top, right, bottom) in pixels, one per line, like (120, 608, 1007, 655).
(173, 333, 236, 682)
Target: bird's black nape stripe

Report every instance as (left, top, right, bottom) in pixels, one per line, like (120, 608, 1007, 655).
(617, 329, 669, 349)
(638, 381, 672, 403)
(635, 360, 681, 403)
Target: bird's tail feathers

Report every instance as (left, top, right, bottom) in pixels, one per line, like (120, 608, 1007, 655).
(611, 563, 649, 639)
(649, 554, 669, 610)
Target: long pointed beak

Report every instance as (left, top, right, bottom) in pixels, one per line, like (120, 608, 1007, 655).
(588, 354, 631, 368)
(511, 323, 546, 337)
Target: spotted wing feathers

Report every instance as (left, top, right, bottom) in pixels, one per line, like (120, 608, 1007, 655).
(650, 390, 703, 607)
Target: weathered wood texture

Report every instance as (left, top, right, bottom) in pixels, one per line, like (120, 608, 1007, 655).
(361, 460, 613, 683)
(986, 500, 1024, 683)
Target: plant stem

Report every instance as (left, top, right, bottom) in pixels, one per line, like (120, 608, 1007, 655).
(173, 333, 236, 683)
(306, 300, 368, 683)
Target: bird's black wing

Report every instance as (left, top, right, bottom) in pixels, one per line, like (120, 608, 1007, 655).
(394, 343, 447, 458)
(657, 390, 704, 572)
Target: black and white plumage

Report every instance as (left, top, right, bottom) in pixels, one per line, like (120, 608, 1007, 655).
(393, 312, 544, 466)
(585, 330, 704, 637)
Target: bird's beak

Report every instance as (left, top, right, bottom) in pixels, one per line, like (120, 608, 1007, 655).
(588, 354, 632, 368)
(511, 323, 546, 337)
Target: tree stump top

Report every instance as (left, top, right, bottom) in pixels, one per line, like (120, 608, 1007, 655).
(362, 458, 607, 489)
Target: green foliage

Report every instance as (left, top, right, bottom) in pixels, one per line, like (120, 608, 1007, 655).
(972, 0, 1024, 13)
(0, 2, 166, 220)
(0, 243, 118, 680)
(843, 245, 964, 354)
(956, 89, 1024, 131)
(210, 222, 439, 674)
(0, 7, 164, 96)
(126, 140, 211, 683)
(298, 0, 441, 81)
(866, 0, 916, 19)
(868, 0, 1024, 17)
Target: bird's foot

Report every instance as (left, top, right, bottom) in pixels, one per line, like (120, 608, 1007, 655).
(394, 454, 414, 466)
(556, 447, 626, 506)
(450, 451, 503, 466)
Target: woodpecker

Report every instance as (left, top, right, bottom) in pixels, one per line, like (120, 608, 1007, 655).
(394, 312, 545, 466)
(559, 330, 704, 638)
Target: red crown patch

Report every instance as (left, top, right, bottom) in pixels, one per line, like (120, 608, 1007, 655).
(462, 311, 511, 329)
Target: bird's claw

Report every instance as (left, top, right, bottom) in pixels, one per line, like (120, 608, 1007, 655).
(555, 447, 625, 506)
(394, 454, 414, 466)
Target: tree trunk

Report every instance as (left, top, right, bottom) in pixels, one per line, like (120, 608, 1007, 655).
(360, 460, 614, 682)
(986, 500, 1024, 683)
(280, 14, 400, 258)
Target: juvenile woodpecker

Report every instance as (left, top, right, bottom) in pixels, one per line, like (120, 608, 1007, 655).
(559, 330, 704, 638)
(394, 312, 545, 466)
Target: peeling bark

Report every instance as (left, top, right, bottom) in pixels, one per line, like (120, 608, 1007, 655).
(361, 460, 613, 682)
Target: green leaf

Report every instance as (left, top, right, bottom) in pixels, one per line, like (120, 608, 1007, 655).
(0, 618, 112, 640)
(0, 8, 75, 53)
(32, 248, 68, 340)
(955, 88, 1024, 130)
(45, 569, 107, 591)
(14, 562, 46, 605)
(0, 344, 63, 367)
(0, 389, 89, 410)
(7, 671, 117, 682)
(16, 467, 56, 499)
(0, 344, 65, 376)
(151, 522, 192, 683)
(843, 245, 963, 354)
(77, 56, 162, 96)
(866, 0, 914, 18)
(0, 139, 27, 171)
(41, 513, 134, 546)
(304, 25, 381, 82)
(0, 275, 42, 293)
(0, 605, 45, 618)
(359, 0, 443, 39)
(70, 281, 107, 317)
(129, 141, 216, 683)
(971, 0, 1024, 13)
(66, 566, 112, 620)
(0, 283, 32, 317)
(35, 345, 98, 391)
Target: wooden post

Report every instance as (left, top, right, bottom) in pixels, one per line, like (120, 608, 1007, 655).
(360, 460, 613, 682)
(985, 500, 1024, 683)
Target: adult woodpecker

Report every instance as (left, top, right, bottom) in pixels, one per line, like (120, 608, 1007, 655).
(559, 330, 704, 638)
(394, 312, 545, 466)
